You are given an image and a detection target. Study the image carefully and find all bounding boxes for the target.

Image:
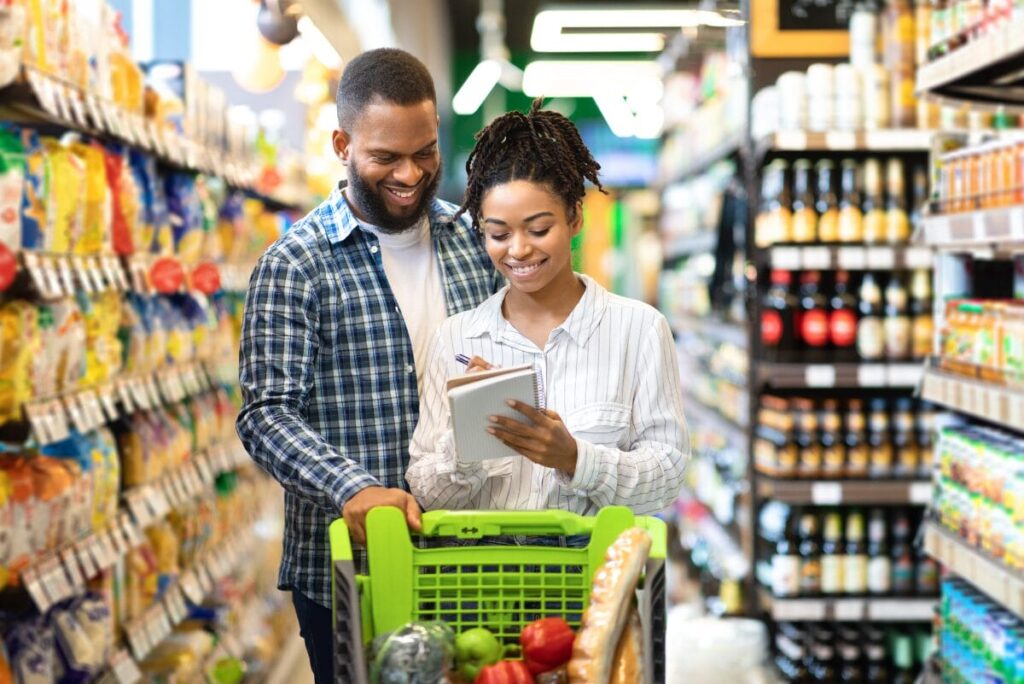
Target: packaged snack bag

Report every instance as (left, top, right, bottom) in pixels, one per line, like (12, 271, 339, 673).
(42, 433, 96, 539)
(165, 173, 202, 262)
(0, 301, 39, 423)
(69, 142, 109, 255)
(0, 457, 36, 579)
(114, 413, 146, 488)
(4, 618, 55, 683)
(48, 297, 86, 394)
(0, 470, 12, 591)
(0, 128, 25, 252)
(41, 138, 85, 254)
(18, 129, 46, 251)
(28, 454, 76, 552)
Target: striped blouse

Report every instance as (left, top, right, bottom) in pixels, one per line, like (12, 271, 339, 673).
(406, 274, 689, 514)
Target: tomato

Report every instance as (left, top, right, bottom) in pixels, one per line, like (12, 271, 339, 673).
(520, 617, 575, 675)
(475, 659, 533, 684)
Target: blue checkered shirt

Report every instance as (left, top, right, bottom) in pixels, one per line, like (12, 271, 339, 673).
(236, 187, 498, 608)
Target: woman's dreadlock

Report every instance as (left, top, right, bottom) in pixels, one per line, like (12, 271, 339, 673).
(455, 98, 606, 232)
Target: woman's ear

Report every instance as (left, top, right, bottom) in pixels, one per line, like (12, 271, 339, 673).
(570, 202, 584, 236)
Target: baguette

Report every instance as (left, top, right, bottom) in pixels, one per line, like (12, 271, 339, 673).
(609, 609, 644, 684)
(567, 527, 652, 683)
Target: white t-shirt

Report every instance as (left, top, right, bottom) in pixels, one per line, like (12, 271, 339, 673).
(360, 217, 447, 395)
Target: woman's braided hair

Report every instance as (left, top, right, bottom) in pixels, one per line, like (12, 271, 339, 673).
(455, 98, 606, 231)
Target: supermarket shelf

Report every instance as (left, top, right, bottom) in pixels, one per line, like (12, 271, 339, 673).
(918, 205, 1024, 253)
(920, 366, 1024, 434)
(755, 129, 934, 155)
(0, 65, 303, 210)
(674, 313, 749, 349)
(684, 396, 748, 444)
(763, 244, 934, 271)
(676, 490, 750, 582)
(757, 362, 924, 389)
(662, 231, 718, 261)
(915, 20, 1024, 104)
(661, 133, 744, 186)
(758, 589, 937, 622)
(924, 521, 1024, 619)
(756, 478, 933, 505)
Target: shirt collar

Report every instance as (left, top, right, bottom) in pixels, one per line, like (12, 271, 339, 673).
(320, 181, 459, 244)
(465, 273, 608, 348)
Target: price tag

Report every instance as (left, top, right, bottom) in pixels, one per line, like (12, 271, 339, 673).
(771, 246, 801, 270)
(22, 565, 52, 612)
(64, 395, 90, 434)
(196, 562, 215, 594)
(887, 363, 923, 387)
(805, 365, 837, 388)
(117, 380, 136, 413)
(47, 400, 70, 442)
(76, 539, 99, 580)
(801, 246, 832, 270)
(868, 599, 932, 621)
(925, 215, 951, 246)
(1008, 390, 1024, 427)
(825, 131, 857, 150)
(833, 599, 865, 620)
(39, 555, 72, 604)
(24, 402, 54, 445)
(146, 377, 163, 407)
(172, 371, 187, 401)
(125, 490, 153, 529)
(43, 259, 64, 298)
(773, 598, 826, 621)
(909, 481, 933, 504)
(108, 521, 128, 555)
(775, 131, 808, 150)
(866, 246, 896, 270)
(972, 212, 987, 241)
(83, 94, 104, 131)
(904, 247, 934, 269)
(196, 455, 215, 485)
(91, 532, 118, 569)
(60, 548, 85, 592)
(71, 257, 92, 293)
(67, 89, 88, 128)
(857, 364, 887, 387)
(98, 386, 120, 421)
(51, 83, 71, 122)
(84, 256, 105, 291)
(28, 70, 57, 116)
(836, 246, 867, 270)
(120, 513, 144, 548)
(149, 484, 171, 518)
(125, 620, 148, 662)
(155, 603, 173, 641)
(811, 482, 843, 505)
(79, 392, 103, 430)
(108, 650, 143, 684)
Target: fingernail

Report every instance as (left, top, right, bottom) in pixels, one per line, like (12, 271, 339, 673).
(506, 400, 515, 407)
(486, 428, 496, 435)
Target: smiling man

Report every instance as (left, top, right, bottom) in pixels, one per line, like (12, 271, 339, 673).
(236, 48, 498, 683)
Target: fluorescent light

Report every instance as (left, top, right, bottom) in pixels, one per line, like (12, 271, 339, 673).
(632, 105, 664, 138)
(453, 59, 503, 115)
(522, 60, 662, 99)
(531, 8, 745, 53)
(298, 16, 343, 69)
(593, 93, 634, 138)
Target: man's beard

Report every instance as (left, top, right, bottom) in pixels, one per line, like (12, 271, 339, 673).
(346, 158, 441, 233)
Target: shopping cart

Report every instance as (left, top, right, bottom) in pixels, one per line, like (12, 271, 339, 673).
(330, 505, 666, 683)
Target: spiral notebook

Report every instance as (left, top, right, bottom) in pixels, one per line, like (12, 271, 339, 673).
(447, 364, 542, 463)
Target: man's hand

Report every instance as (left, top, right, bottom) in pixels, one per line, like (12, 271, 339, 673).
(342, 486, 422, 545)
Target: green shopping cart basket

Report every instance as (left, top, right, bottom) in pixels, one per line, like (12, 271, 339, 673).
(330, 505, 667, 683)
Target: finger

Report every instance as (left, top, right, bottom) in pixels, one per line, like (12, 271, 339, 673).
(469, 356, 493, 370)
(488, 427, 544, 452)
(405, 495, 422, 531)
(488, 417, 539, 440)
(506, 400, 548, 423)
(541, 408, 563, 422)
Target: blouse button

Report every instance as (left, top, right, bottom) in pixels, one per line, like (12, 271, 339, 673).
(369, 245, 379, 254)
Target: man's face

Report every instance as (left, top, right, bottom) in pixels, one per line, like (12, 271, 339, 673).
(333, 98, 441, 232)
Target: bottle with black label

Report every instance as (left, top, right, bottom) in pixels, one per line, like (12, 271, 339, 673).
(763, 270, 797, 362)
(884, 273, 912, 361)
(795, 398, 822, 478)
(821, 400, 846, 478)
(862, 158, 886, 244)
(816, 159, 840, 243)
(842, 510, 868, 595)
(821, 511, 845, 595)
(799, 513, 822, 596)
(845, 399, 870, 478)
(891, 510, 915, 595)
(857, 273, 885, 362)
(838, 641, 864, 683)
(829, 270, 860, 363)
(868, 399, 893, 479)
(772, 518, 802, 598)
(864, 641, 892, 682)
(866, 508, 892, 595)
(799, 270, 830, 363)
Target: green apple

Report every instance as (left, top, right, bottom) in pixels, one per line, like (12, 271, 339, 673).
(454, 627, 503, 681)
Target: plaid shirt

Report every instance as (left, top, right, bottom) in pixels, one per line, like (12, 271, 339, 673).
(237, 187, 497, 608)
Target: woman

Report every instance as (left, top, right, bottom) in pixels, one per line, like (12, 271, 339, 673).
(406, 99, 687, 515)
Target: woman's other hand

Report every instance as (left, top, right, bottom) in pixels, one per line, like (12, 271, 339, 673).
(465, 356, 494, 373)
(487, 402, 578, 475)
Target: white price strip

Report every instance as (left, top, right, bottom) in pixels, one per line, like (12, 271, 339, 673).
(63, 396, 89, 434)
(1010, 207, 1024, 240)
(47, 400, 70, 442)
(60, 548, 85, 592)
(811, 482, 844, 505)
(57, 257, 75, 294)
(86, 257, 106, 291)
(887, 364, 923, 387)
(833, 599, 865, 620)
(775, 131, 808, 150)
(83, 392, 106, 428)
(972, 212, 986, 241)
(771, 246, 801, 270)
(92, 532, 118, 569)
(121, 513, 145, 547)
(146, 378, 163, 407)
(868, 599, 934, 621)
(179, 571, 204, 604)
(825, 131, 857, 150)
(72, 257, 93, 294)
(22, 566, 52, 613)
(857, 364, 887, 387)
(865, 247, 896, 270)
(76, 539, 99, 580)
(108, 650, 143, 684)
(909, 482, 933, 504)
(39, 555, 72, 604)
(773, 598, 826, 621)
(108, 522, 128, 555)
(837, 246, 867, 270)
(150, 485, 171, 518)
(43, 260, 63, 298)
(99, 387, 120, 421)
(117, 381, 136, 413)
(801, 246, 832, 270)
(904, 247, 934, 269)
(805, 365, 837, 388)
(125, 490, 153, 528)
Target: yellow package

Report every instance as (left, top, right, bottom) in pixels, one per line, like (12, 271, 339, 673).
(70, 142, 110, 255)
(50, 298, 87, 394)
(0, 470, 12, 590)
(0, 301, 38, 422)
(145, 520, 180, 577)
(41, 139, 85, 254)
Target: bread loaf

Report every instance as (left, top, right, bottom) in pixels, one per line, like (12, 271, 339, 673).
(609, 609, 644, 684)
(567, 527, 652, 683)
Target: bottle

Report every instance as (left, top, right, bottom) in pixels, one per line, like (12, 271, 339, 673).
(762, 270, 798, 362)
(884, 0, 917, 128)
(892, 398, 919, 478)
(928, 0, 949, 60)
(867, 399, 893, 479)
(891, 510, 915, 595)
(857, 273, 885, 361)
(909, 269, 933, 360)
(866, 508, 892, 595)
(842, 511, 868, 595)
(829, 270, 860, 363)
(810, 642, 839, 683)
(862, 159, 886, 244)
(838, 160, 864, 243)
(792, 159, 818, 243)
(798, 271, 830, 363)
(821, 511, 845, 595)
(915, 543, 940, 595)
(864, 641, 891, 682)
(909, 163, 929, 232)
(757, 160, 792, 247)
(799, 512, 822, 596)
(891, 633, 916, 684)
(772, 518, 802, 597)
(838, 641, 865, 683)
(845, 399, 870, 478)
(816, 159, 840, 243)
(884, 274, 912, 361)
(821, 400, 846, 478)
(885, 158, 911, 244)
(795, 398, 822, 478)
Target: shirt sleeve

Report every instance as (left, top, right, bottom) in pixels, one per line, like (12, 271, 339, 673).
(406, 327, 490, 510)
(236, 253, 380, 514)
(560, 315, 689, 514)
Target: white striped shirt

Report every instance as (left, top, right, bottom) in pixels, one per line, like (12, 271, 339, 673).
(406, 274, 689, 515)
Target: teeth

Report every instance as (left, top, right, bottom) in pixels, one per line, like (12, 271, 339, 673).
(389, 188, 415, 199)
(509, 262, 541, 275)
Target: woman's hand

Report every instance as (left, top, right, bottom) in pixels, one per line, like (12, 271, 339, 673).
(465, 356, 494, 373)
(487, 402, 578, 475)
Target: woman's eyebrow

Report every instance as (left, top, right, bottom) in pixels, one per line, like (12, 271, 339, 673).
(483, 211, 555, 226)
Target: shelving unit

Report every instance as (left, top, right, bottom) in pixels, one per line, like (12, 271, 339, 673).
(674, 313, 749, 350)
(915, 20, 1024, 105)
(918, 205, 1024, 252)
(920, 366, 1024, 430)
(755, 478, 933, 506)
(755, 129, 935, 155)
(662, 231, 718, 262)
(756, 362, 924, 389)
(660, 133, 744, 188)
(762, 244, 934, 270)
(758, 589, 937, 622)
(683, 396, 748, 444)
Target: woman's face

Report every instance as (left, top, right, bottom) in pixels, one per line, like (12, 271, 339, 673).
(479, 180, 581, 295)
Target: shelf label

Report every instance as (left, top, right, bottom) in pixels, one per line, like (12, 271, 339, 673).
(109, 650, 143, 684)
(833, 599, 865, 620)
(63, 395, 89, 434)
(972, 212, 986, 241)
(909, 482, 933, 504)
(179, 570, 204, 604)
(811, 482, 843, 505)
(868, 599, 932, 621)
(805, 365, 836, 388)
(39, 555, 72, 605)
(904, 247, 934, 269)
(857, 364, 887, 387)
(866, 246, 896, 270)
(22, 565, 52, 613)
(771, 246, 801, 270)
(837, 246, 867, 270)
(801, 246, 832, 269)
(60, 548, 85, 592)
(76, 539, 99, 580)
(887, 364, 923, 387)
(825, 131, 856, 150)
(775, 131, 808, 150)
(1009, 208, 1024, 241)
(774, 599, 826, 621)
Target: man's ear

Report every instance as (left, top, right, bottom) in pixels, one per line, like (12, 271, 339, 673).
(332, 129, 351, 163)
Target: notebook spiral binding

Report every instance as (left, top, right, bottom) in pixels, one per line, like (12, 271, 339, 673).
(533, 364, 546, 409)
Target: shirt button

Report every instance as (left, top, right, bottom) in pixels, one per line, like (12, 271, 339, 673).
(370, 245, 379, 254)
(405, 365, 414, 374)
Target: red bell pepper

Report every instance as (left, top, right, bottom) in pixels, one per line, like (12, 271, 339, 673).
(520, 617, 575, 675)
(475, 660, 533, 684)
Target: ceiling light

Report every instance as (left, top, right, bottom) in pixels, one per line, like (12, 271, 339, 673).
(453, 59, 503, 115)
(522, 60, 662, 99)
(531, 8, 745, 53)
(593, 93, 635, 138)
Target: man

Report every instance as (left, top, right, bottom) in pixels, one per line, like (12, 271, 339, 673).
(236, 48, 497, 683)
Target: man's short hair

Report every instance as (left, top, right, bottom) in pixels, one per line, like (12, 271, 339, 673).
(336, 48, 437, 130)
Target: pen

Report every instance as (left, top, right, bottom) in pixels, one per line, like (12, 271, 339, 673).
(455, 353, 471, 366)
